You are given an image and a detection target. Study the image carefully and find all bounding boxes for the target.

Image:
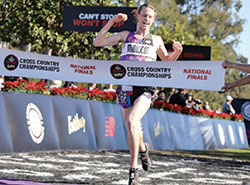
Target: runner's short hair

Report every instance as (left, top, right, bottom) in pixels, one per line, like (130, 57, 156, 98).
(132, 3, 157, 18)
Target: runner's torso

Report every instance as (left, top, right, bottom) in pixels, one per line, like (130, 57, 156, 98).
(120, 32, 157, 62)
(120, 32, 157, 91)
(116, 32, 158, 108)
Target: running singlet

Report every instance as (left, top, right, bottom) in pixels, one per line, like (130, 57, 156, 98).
(120, 32, 157, 62)
(116, 32, 157, 108)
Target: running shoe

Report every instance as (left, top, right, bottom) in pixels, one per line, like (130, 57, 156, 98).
(140, 143, 151, 171)
(128, 168, 139, 185)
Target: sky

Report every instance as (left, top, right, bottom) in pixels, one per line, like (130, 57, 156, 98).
(235, 0, 250, 63)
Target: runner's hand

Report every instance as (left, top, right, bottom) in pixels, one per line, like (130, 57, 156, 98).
(222, 82, 236, 91)
(222, 60, 235, 69)
(111, 13, 128, 23)
(172, 40, 183, 53)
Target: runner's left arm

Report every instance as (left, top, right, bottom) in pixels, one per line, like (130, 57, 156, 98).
(156, 36, 183, 61)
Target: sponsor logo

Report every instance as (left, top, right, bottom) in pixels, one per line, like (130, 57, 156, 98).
(105, 116, 115, 137)
(141, 38, 153, 46)
(3, 53, 60, 72)
(26, 103, 45, 144)
(68, 113, 86, 134)
(241, 101, 250, 121)
(110, 64, 126, 79)
(154, 121, 164, 137)
(4, 54, 19, 71)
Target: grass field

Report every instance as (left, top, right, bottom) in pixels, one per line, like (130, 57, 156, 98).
(155, 147, 250, 162)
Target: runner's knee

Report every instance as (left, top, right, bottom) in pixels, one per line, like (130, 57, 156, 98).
(127, 115, 139, 133)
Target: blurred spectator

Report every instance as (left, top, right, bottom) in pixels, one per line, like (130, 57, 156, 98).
(166, 88, 175, 103)
(0, 76, 4, 89)
(4, 76, 28, 82)
(103, 84, 116, 92)
(194, 99, 202, 110)
(185, 94, 195, 108)
(156, 90, 167, 102)
(86, 83, 96, 91)
(169, 88, 186, 107)
(216, 108, 222, 113)
(222, 95, 235, 115)
(47, 79, 62, 89)
(203, 101, 212, 111)
(63, 81, 77, 88)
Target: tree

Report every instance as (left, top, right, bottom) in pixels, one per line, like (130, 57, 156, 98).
(0, 0, 136, 59)
(148, 0, 245, 60)
(147, 0, 249, 108)
(0, 0, 136, 88)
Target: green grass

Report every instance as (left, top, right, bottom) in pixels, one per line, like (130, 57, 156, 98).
(154, 148, 250, 162)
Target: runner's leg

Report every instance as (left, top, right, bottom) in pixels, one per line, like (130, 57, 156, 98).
(126, 94, 151, 169)
(122, 108, 146, 153)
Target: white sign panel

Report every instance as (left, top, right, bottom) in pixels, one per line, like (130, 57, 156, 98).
(0, 48, 225, 91)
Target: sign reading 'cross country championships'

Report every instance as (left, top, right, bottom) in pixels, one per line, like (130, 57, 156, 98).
(63, 6, 137, 32)
(0, 48, 225, 91)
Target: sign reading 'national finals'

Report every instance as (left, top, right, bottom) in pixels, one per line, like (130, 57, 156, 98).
(63, 6, 137, 32)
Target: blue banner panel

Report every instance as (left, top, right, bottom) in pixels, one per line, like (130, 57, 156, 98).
(223, 120, 240, 149)
(166, 112, 192, 150)
(89, 101, 128, 150)
(218, 120, 248, 149)
(52, 96, 97, 150)
(3, 92, 59, 152)
(0, 92, 13, 153)
(0, 91, 248, 153)
(183, 115, 204, 150)
(199, 118, 217, 150)
(143, 109, 175, 150)
(212, 119, 230, 149)
(234, 121, 249, 148)
(140, 111, 152, 149)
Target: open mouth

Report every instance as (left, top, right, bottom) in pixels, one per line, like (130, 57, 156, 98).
(143, 21, 150, 26)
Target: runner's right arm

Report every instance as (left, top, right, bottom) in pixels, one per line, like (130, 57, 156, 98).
(93, 13, 129, 47)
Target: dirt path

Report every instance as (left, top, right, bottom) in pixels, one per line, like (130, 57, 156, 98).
(0, 150, 249, 185)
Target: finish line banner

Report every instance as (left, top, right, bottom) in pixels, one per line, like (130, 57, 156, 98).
(0, 48, 225, 91)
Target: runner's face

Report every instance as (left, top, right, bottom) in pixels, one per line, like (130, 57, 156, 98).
(137, 6, 155, 31)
